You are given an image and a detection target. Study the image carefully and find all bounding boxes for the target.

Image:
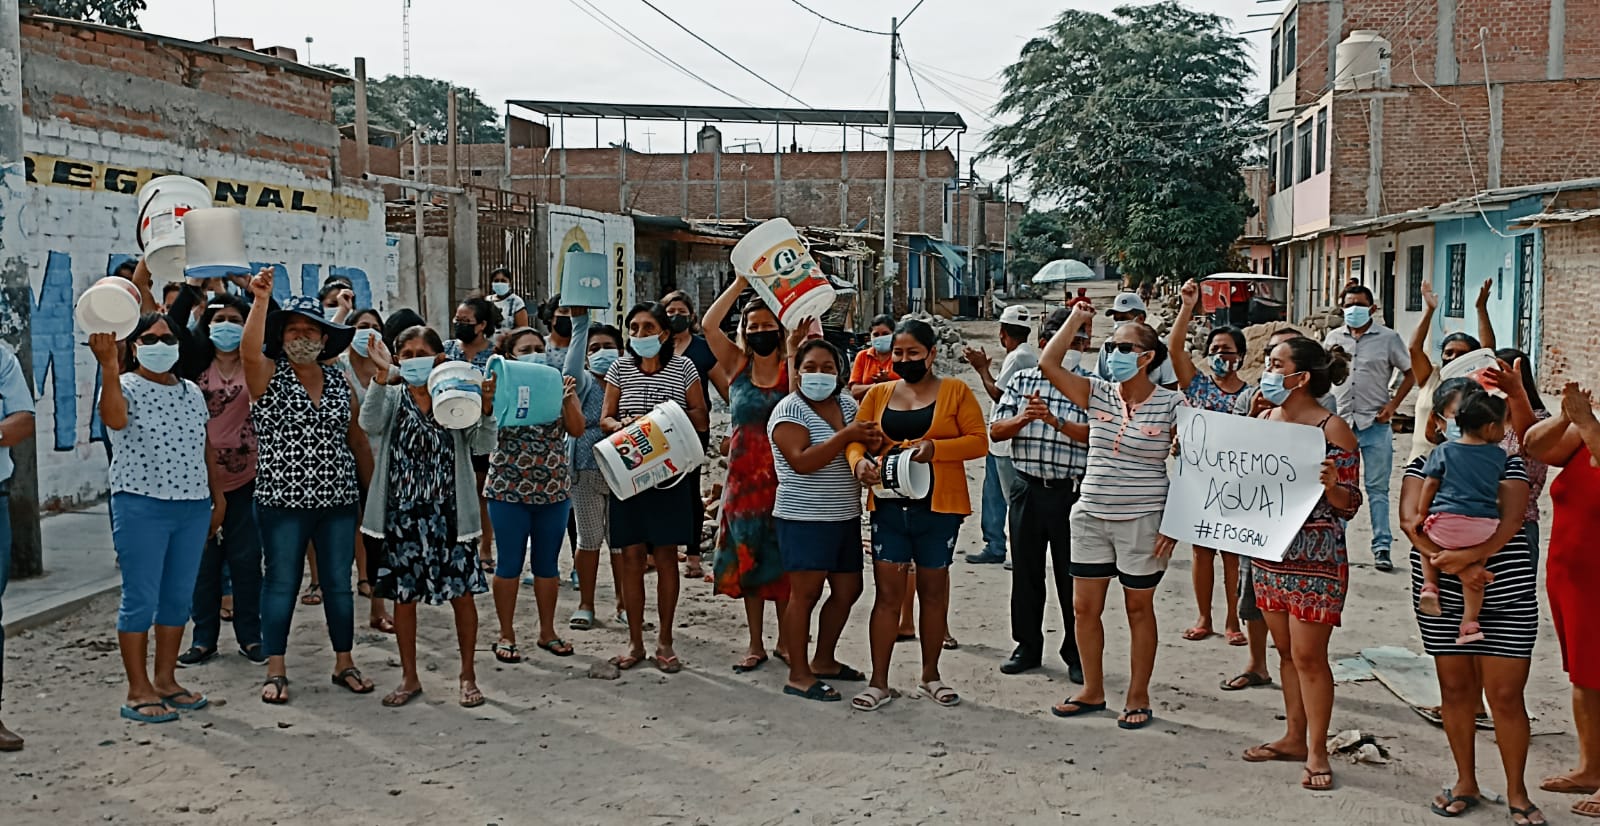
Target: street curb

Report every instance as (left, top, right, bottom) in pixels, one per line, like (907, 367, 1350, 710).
(2, 577, 120, 637)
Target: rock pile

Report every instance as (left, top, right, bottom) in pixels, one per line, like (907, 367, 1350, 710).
(902, 311, 968, 374)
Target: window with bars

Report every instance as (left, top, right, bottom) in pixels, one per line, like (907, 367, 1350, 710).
(1315, 108, 1328, 174)
(1279, 125, 1294, 188)
(1282, 11, 1297, 79)
(1296, 120, 1314, 182)
(1445, 244, 1467, 318)
(1406, 245, 1424, 311)
(1270, 32, 1281, 88)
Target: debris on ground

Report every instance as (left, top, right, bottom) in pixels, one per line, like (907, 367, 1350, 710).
(1329, 729, 1389, 764)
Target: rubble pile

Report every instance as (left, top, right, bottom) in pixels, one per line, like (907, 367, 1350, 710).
(903, 311, 969, 374)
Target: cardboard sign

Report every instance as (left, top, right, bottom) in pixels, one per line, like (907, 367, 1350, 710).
(1158, 407, 1329, 561)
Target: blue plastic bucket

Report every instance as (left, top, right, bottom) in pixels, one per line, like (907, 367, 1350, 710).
(561, 251, 610, 308)
(486, 355, 564, 427)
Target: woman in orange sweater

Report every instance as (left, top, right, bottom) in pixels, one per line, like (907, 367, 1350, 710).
(846, 318, 988, 711)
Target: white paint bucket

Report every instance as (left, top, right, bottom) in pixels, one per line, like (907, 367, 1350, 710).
(136, 176, 213, 281)
(1439, 347, 1505, 397)
(484, 355, 563, 427)
(872, 448, 932, 500)
(74, 276, 142, 340)
(730, 218, 837, 329)
(561, 251, 610, 308)
(426, 361, 484, 430)
(593, 400, 703, 500)
(181, 208, 249, 280)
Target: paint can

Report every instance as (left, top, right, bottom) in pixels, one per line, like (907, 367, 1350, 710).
(484, 355, 564, 428)
(561, 251, 611, 308)
(426, 361, 484, 430)
(74, 275, 142, 340)
(872, 447, 932, 500)
(136, 175, 212, 280)
(180, 208, 250, 280)
(730, 218, 836, 329)
(593, 400, 703, 500)
(1440, 348, 1506, 397)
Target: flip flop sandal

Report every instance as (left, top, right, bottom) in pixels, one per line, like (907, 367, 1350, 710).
(1431, 790, 1481, 817)
(569, 609, 595, 631)
(120, 702, 179, 724)
(942, 636, 960, 651)
(1117, 708, 1155, 730)
(331, 667, 375, 695)
(851, 686, 893, 712)
(1301, 769, 1335, 791)
(608, 653, 643, 671)
(160, 692, 208, 711)
(300, 584, 323, 606)
(1050, 699, 1107, 718)
(1225, 630, 1248, 646)
(357, 579, 374, 599)
(783, 681, 841, 702)
(1509, 805, 1546, 826)
(537, 638, 575, 657)
(479, 557, 495, 574)
(1221, 672, 1272, 691)
(815, 665, 867, 682)
(732, 654, 769, 674)
(493, 642, 522, 664)
(370, 616, 396, 634)
(1242, 743, 1306, 763)
(1573, 799, 1600, 819)
(1182, 626, 1216, 641)
(382, 687, 423, 708)
(261, 675, 290, 705)
(653, 654, 683, 674)
(219, 608, 235, 623)
(1540, 777, 1599, 795)
(920, 681, 961, 707)
(459, 684, 485, 709)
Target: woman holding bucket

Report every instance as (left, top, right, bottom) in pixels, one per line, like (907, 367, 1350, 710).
(340, 308, 397, 636)
(663, 289, 717, 580)
(241, 269, 376, 705)
(483, 327, 587, 662)
(553, 311, 625, 632)
(359, 326, 494, 708)
(846, 318, 988, 711)
(601, 302, 710, 673)
(445, 296, 504, 574)
(702, 276, 794, 672)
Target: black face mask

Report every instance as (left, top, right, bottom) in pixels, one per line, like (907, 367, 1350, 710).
(895, 358, 930, 384)
(553, 317, 573, 338)
(668, 315, 692, 335)
(746, 330, 783, 357)
(454, 322, 479, 344)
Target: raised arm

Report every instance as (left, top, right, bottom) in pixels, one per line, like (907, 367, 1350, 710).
(1410, 281, 1439, 390)
(1167, 279, 1201, 389)
(701, 274, 748, 373)
(89, 333, 128, 431)
(241, 268, 276, 400)
(562, 310, 591, 380)
(1474, 279, 1497, 351)
(560, 375, 585, 437)
(1039, 303, 1095, 409)
(1524, 393, 1582, 468)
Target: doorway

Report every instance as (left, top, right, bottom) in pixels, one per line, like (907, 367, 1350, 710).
(1380, 251, 1397, 329)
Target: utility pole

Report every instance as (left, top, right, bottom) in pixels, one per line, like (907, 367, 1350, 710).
(353, 57, 371, 177)
(881, 17, 898, 314)
(1001, 166, 1011, 295)
(445, 88, 459, 304)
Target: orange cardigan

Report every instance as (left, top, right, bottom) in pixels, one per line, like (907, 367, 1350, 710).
(847, 377, 989, 515)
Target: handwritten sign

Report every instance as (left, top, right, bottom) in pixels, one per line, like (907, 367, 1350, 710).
(1158, 407, 1328, 562)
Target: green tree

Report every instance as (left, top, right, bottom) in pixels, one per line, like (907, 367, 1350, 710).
(34, 0, 145, 28)
(321, 67, 504, 145)
(1007, 209, 1073, 281)
(986, 2, 1259, 283)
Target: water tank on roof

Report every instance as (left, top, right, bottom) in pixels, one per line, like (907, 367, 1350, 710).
(1334, 30, 1392, 91)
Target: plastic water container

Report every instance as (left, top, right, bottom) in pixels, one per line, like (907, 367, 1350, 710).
(872, 447, 932, 500)
(426, 361, 484, 429)
(1439, 347, 1504, 397)
(730, 218, 836, 329)
(74, 276, 142, 340)
(561, 251, 610, 308)
(136, 176, 212, 280)
(593, 400, 703, 500)
(485, 355, 563, 427)
(181, 208, 249, 280)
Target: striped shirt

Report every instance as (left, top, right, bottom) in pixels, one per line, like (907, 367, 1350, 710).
(992, 367, 1088, 481)
(768, 393, 861, 521)
(605, 353, 701, 419)
(1078, 378, 1184, 520)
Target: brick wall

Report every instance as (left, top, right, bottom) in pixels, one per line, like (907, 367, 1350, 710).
(1537, 220, 1600, 393)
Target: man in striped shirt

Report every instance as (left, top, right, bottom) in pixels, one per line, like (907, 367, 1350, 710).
(989, 310, 1091, 682)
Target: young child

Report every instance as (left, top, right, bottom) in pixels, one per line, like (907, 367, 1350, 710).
(1416, 387, 1508, 645)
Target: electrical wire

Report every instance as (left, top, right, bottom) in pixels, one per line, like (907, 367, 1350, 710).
(635, 0, 812, 107)
(566, 0, 756, 107)
(788, 17, 823, 94)
(783, 0, 892, 35)
(896, 35, 929, 112)
(901, 0, 930, 25)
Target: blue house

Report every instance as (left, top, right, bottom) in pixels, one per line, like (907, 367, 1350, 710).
(1427, 193, 1543, 364)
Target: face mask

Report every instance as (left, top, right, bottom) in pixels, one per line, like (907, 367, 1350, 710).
(667, 315, 692, 335)
(1209, 354, 1236, 376)
(398, 356, 435, 387)
(1105, 349, 1143, 383)
(553, 316, 573, 339)
(516, 352, 544, 364)
(894, 358, 929, 384)
(491, 282, 511, 297)
(1259, 371, 1300, 406)
(350, 328, 379, 358)
(283, 337, 323, 365)
(588, 347, 620, 375)
(1343, 305, 1372, 329)
(871, 335, 892, 354)
(746, 330, 783, 357)
(137, 341, 180, 373)
(1443, 417, 1464, 442)
(630, 335, 663, 359)
(454, 322, 479, 344)
(799, 373, 838, 402)
(209, 321, 243, 353)
(1062, 350, 1084, 371)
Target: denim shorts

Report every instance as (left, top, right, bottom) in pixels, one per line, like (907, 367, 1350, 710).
(870, 503, 964, 569)
(776, 517, 864, 574)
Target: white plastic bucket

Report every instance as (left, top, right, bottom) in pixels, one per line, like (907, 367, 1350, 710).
(730, 218, 836, 329)
(484, 355, 564, 427)
(136, 176, 212, 280)
(561, 251, 610, 308)
(181, 208, 249, 280)
(426, 361, 484, 429)
(74, 276, 142, 340)
(1439, 347, 1504, 397)
(872, 448, 932, 500)
(593, 400, 704, 500)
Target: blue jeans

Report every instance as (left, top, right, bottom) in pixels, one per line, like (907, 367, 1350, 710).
(0, 489, 11, 708)
(1354, 422, 1394, 554)
(111, 493, 211, 633)
(871, 503, 965, 569)
(257, 503, 357, 658)
(980, 454, 1017, 558)
(490, 499, 571, 580)
(190, 483, 263, 652)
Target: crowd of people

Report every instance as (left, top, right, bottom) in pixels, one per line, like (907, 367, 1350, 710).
(0, 260, 1597, 824)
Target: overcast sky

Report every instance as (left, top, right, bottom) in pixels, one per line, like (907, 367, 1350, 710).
(141, 0, 1276, 188)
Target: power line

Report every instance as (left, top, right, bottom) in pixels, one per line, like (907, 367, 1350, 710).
(784, 0, 892, 35)
(635, 0, 812, 107)
(896, 36, 929, 112)
(901, 0, 930, 25)
(567, 0, 756, 107)
(788, 17, 823, 94)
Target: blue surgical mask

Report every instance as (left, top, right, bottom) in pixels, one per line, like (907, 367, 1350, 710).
(1208, 354, 1236, 376)
(1343, 305, 1372, 329)
(588, 347, 619, 375)
(1105, 349, 1143, 383)
(1443, 417, 1464, 442)
(350, 328, 378, 358)
(492, 282, 512, 297)
(871, 335, 892, 354)
(516, 352, 544, 364)
(398, 356, 434, 387)
(1259, 371, 1299, 406)
(630, 335, 663, 359)
(137, 341, 180, 373)
(208, 321, 243, 353)
(799, 373, 838, 402)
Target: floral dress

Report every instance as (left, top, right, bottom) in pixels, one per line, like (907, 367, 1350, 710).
(374, 392, 488, 605)
(712, 362, 791, 601)
(1185, 372, 1248, 414)
(1252, 424, 1363, 626)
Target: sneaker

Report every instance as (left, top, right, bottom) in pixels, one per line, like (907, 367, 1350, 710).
(238, 643, 268, 665)
(176, 646, 216, 668)
(1373, 550, 1394, 572)
(964, 552, 1007, 565)
(1003, 559, 1013, 571)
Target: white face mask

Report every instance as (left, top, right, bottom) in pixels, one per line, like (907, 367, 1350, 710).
(1062, 350, 1083, 371)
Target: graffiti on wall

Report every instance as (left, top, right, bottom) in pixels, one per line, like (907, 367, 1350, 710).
(24, 153, 371, 220)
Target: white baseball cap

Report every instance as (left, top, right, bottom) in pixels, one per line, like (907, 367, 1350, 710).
(999, 305, 1034, 326)
(1106, 292, 1148, 317)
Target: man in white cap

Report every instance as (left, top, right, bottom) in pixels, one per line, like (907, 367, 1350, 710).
(1096, 292, 1179, 390)
(964, 304, 1039, 565)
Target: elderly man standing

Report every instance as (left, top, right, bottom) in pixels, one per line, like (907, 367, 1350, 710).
(964, 305, 1039, 566)
(1324, 284, 1412, 572)
(0, 342, 36, 751)
(1096, 293, 1179, 390)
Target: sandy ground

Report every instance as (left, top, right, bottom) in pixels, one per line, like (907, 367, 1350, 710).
(0, 304, 1582, 826)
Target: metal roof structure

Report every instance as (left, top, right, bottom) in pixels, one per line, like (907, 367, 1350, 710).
(507, 100, 967, 131)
